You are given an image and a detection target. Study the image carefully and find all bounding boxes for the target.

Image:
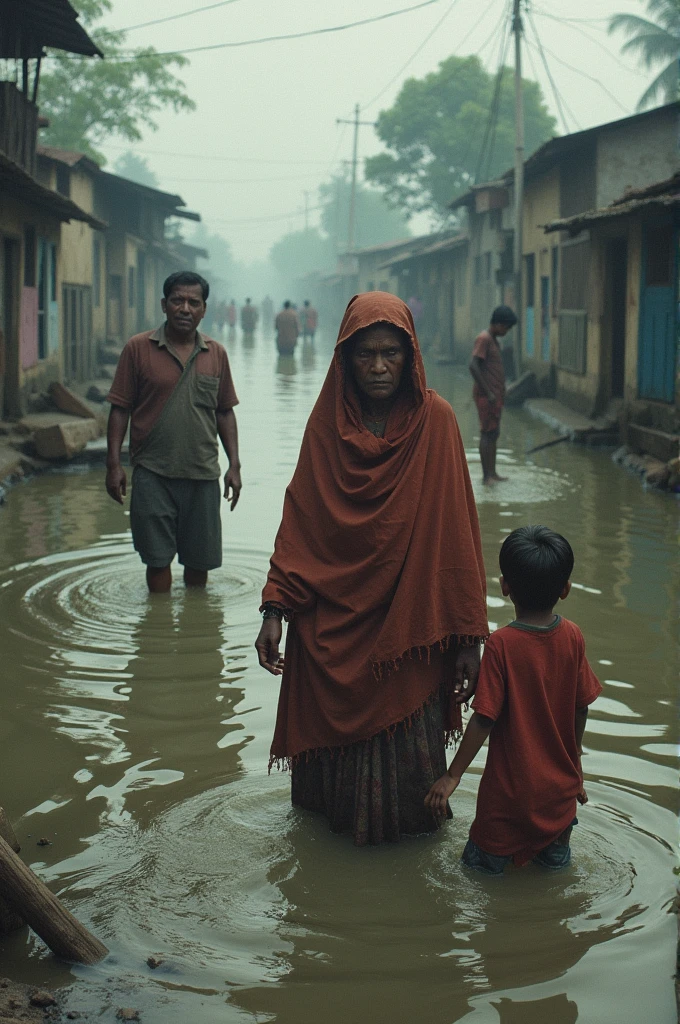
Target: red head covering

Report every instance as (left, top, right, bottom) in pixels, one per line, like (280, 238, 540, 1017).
(264, 292, 488, 763)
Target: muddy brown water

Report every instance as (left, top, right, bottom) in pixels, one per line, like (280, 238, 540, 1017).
(0, 329, 677, 1023)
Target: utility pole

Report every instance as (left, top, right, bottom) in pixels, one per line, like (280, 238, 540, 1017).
(336, 104, 375, 252)
(512, 0, 524, 376)
(303, 190, 310, 231)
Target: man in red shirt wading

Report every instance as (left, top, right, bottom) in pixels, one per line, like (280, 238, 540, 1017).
(469, 305, 517, 486)
(426, 525, 601, 873)
(105, 271, 242, 594)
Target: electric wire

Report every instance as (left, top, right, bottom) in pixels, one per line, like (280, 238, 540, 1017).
(80, 0, 444, 60)
(120, 0, 242, 33)
(534, 40, 631, 116)
(525, 10, 573, 134)
(473, 0, 511, 183)
(360, 0, 460, 111)
(535, 11, 648, 78)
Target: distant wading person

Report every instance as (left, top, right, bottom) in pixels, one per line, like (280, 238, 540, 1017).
(240, 298, 258, 338)
(301, 299, 318, 341)
(106, 271, 242, 593)
(275, 300, 300, 355)
(469, 305, 517, 486)
(255, 292, 488, 846)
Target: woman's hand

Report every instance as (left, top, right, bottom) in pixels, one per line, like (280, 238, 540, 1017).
(255, 617, 285, 675)
(453, 643, 481, 704)
(424, 772, 460, 816)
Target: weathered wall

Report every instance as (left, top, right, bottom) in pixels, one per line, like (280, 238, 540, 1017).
(521, 166, 559, 378)
(596, 106, 680, 208)
(0, 196, 62, 411)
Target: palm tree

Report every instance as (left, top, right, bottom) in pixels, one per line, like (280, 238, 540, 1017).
(609, 0, 680, 110)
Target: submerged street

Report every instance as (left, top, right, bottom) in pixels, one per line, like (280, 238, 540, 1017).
(0, 325, 677, 1023)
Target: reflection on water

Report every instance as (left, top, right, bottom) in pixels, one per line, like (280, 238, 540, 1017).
(0, 324, 677, 1022)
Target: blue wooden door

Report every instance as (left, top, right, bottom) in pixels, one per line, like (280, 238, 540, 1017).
(639, 224, 676, 403)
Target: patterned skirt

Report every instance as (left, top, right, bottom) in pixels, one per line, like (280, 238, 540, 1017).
(290, 690, 452, 846)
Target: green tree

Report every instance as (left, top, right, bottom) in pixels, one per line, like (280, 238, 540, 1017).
(319, 174, 411, 251)
(113, 151, 159, 187)
(364, 54, 556, 217)
(609, 0, 680, 110)
(38, 0, 195, 163)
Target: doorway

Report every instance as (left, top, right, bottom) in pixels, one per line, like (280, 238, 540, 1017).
(639, 223, 676, 403)
(2, 237, 21, 419)
(607, 239, 627, 399)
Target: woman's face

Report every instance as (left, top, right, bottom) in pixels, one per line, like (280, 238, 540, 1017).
(349, 325, 408, 404)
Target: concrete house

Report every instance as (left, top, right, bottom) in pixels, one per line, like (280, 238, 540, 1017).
(517, 103, 680, 419)
(0, 0, 101, 417)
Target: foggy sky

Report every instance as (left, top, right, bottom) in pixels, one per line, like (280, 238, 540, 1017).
(100, 0, 651, 264)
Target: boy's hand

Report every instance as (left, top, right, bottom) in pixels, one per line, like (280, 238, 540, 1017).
(424, 772, 460, 816)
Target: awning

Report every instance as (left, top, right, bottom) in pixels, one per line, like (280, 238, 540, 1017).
(0, 150, 106, 228)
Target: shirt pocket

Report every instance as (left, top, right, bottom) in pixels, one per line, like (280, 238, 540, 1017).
(194, 373, 219, 409)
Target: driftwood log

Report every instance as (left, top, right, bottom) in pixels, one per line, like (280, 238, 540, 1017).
(0, 832, 108, 963)
(0, 807, 24, 933)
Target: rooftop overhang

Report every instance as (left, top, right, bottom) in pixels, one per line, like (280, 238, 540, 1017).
(544, 173, 680, 235)
(97, 170, 200, 219)
(0, 0, 102, 58)
(378, 232, 468, 270)
(0, 150, 106, 228)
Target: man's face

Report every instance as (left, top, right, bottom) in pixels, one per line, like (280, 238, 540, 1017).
(491, 322, 511, 338)
(162, 284, 206, 336)
(349, 325, 408, 403)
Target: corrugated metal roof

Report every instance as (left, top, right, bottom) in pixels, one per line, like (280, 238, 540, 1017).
(37, 144, 100, 174)
(543, 172, 680, 234)
(378, 231, 468, 269)
(0, 150, 106, 227)
(0, 0, 102, 58)
(448, 102, 680, 211)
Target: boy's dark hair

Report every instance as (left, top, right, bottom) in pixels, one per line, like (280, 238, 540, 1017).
(163, 271, 209, 302)
(499, 525, 574, 611)
(490, 305, 517, 327)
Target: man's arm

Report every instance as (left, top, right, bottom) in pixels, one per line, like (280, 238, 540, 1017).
(469, 355, 497, 404)
(424, 711, 494, 815)
(217, 408, 242, 510)
(106, 405, 130, 504)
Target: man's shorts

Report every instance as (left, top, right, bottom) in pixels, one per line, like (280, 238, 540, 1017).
(129, 465, 222, 571)
(474, 395, 503, 435)
(461, 819, 577, 875)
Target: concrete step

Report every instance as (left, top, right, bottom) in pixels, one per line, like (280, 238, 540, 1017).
(524, 398, 619, 445)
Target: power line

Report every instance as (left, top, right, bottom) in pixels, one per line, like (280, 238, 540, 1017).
(361, 0, 461, 111)
(160, 173, 325, 184)
(120, 0, 242, 33)
(102, 143, 332, 166)
(210, 204, 324, 226)
(474, 1, 511, 183)
(535, 40, 631, 116)
(525, 10, 572, 134)
(89, 0, 443, 60)
(534, 11, 648, 79)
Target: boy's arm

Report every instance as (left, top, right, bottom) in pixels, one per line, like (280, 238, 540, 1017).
(469, 355, 497, 404)
(424, 712, 494, 815)
(575, 705, 589, 804)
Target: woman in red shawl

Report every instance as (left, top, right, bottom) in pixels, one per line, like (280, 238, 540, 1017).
(255, 292, 488, 846)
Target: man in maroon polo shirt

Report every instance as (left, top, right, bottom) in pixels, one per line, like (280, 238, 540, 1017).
(105, 271, 242, 593)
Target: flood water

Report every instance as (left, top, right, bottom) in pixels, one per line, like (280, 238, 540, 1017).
(0, 325, 677, 1023)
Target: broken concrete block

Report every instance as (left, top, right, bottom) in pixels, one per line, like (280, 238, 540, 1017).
(33, 420, 99, 460)
(48, 382, 96, 420)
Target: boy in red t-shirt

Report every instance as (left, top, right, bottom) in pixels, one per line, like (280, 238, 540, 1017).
(469, 305, 517, 486)
(425, 525, 601, 873)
